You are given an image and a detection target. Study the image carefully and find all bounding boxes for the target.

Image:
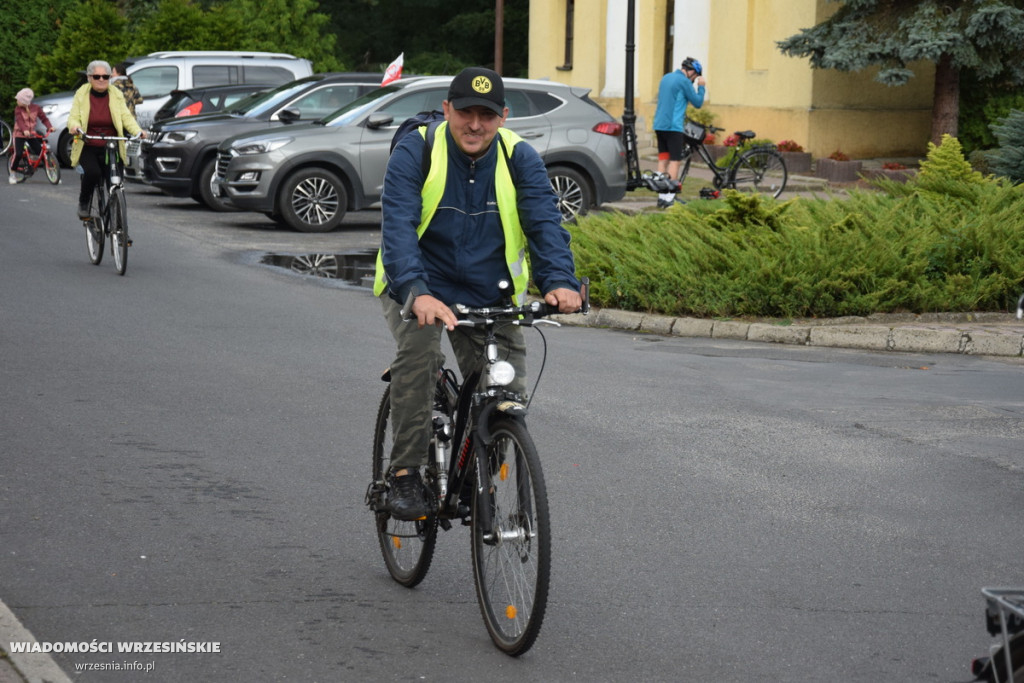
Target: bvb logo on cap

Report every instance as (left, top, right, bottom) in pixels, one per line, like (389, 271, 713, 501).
(472, 76, 492, 94)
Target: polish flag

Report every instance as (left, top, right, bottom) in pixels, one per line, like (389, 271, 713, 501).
(382, 53, 404, 86)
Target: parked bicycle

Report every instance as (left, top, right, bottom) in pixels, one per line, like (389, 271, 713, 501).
(0, 118, 12, 157)
(366, 278, 589, 656)
(77, 133, 136, 276)
(8, 134, 60, 185)
(676, 119, 788, 198)
(971, 587, 1024, 683)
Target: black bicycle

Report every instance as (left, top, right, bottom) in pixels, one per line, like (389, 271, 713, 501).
(677, 119, 788, 198)
(79, 134, 135, 276)
(366, 279, 589, 656)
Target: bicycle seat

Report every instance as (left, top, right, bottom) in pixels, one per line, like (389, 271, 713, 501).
(735, 130, 756, 140)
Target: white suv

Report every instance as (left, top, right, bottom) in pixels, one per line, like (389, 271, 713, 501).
(34, 51, 314, 166)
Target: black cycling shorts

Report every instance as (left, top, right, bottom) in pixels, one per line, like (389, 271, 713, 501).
(655, 130, 686, 161)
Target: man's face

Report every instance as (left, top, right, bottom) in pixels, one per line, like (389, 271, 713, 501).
(442, 102, 508, 159)
(89, 67, 111, 92)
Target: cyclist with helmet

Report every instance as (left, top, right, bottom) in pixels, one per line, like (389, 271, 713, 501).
(652, 56, 707, 207)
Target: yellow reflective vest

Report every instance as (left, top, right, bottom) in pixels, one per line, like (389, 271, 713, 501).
(374, 122, 530, 305)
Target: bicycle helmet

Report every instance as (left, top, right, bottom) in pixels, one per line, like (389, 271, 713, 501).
(681, 57, 703, 76)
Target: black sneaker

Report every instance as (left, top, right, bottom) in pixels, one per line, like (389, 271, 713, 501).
(77, 203, 90, 220)
(387, 469, 429, 521)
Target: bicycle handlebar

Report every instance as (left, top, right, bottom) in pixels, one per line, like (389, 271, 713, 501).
(75, 133, 141, 142)
(401, 277, 590, 324)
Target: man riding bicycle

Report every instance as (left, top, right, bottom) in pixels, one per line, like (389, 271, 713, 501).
(373, 66, 582, 521)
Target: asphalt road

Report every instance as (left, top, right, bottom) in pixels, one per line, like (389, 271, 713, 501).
(1, 178, 1023, 682)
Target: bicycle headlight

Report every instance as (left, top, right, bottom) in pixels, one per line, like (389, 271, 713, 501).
(233, 137, 292, 155)
(487, 360, 516, 387)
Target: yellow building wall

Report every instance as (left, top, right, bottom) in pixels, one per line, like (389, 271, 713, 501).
(529, 0, 935, 160)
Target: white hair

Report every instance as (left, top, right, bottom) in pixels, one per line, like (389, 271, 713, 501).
(86, 60, 111, 76)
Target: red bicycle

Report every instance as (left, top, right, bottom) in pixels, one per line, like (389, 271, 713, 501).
(9, 134, 60, 185)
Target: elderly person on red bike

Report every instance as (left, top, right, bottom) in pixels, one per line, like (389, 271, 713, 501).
(8, 88, 53, 184)
(68, 60, 145, 220)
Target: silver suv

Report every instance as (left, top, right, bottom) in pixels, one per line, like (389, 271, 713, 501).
(215, 76, 626, 231)
(33, 51, 313, 166)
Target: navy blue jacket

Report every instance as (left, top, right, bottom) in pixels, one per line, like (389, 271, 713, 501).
(379, 124, 579, 307)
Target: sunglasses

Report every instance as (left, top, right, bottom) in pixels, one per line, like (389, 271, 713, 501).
(90, 74, 110, 80)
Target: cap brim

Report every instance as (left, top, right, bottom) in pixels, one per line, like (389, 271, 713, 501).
(449, 96, 504, 115)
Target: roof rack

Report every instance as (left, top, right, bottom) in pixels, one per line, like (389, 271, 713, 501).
(144, 51, 302, 60)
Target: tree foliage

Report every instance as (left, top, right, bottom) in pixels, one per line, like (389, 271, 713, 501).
(777, 0, 1024, 144)
(319, 0, 528, 76)
(29, 0, 129, 95)
(987, 109, 1024, 183)
(0, 0, 76, 113)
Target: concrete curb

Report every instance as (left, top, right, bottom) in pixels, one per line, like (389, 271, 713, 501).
(555, 308, 1024, 358)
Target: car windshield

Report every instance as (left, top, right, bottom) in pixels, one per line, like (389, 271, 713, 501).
(229, 79, 321, 117)
(323, 85, 404, 126)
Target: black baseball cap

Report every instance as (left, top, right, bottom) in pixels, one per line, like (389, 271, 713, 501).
(447, 67, 505, 115)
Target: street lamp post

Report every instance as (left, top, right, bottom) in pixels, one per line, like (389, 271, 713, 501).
(623, 0, 643, 190)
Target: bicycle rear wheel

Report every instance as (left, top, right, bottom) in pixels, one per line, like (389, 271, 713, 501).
(729, 148, 787, 198)
(110, 187, 128, 275)
(44, 150, 60, 184)
(471, 416, 550, 656)
(371, 385, 437, 587)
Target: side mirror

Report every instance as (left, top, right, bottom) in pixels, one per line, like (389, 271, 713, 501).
(278, 107, 301, 124)
(367, 113, 395, 130)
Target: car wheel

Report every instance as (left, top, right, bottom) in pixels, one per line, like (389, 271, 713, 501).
(198, 157, 239, 212)
(278, 167, 347, 233)
(547, 165, 592, 223)
(58, 131, 74, 168)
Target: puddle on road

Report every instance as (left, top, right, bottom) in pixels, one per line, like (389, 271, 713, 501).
(260, 250, 377, 289)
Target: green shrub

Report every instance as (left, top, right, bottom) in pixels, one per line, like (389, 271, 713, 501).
(568, 136, 1024, 318)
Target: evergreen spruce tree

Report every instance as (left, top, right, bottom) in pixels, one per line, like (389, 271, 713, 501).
(777, 0, 1024, 145)
(987, 109, 1024, 184)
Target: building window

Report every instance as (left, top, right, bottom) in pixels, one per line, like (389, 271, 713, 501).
(664, 0, 675, 75)
(557, 0, 574, 71)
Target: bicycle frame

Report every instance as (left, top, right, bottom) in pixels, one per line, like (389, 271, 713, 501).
(9, 135, 56, 180)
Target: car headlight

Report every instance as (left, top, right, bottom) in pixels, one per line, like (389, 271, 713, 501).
(161, 130, 197, 144)
(233, 138, 292, 155)
(42, 104, 61, 117)
(487, 361, 516, 387)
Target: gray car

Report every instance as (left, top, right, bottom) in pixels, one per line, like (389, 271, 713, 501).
(215, 76, 627, 231)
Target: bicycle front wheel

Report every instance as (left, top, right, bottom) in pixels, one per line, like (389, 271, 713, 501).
(471, 417, 550, 656)
(372, 385, 437, 587)
(44, 151, 60, 184)
(729, 148, 787, 198)
(0, 121, 11, 157)
(110, 188, 128, 275)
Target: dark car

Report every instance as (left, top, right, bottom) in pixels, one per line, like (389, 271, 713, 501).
(133, 72, 381, 210)
(215, 76, 627, 231)
(153, 84, 271, 122)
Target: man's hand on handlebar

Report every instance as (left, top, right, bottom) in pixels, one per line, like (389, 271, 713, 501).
(545, 287, 582, 314)
(410, 294, 459, 331)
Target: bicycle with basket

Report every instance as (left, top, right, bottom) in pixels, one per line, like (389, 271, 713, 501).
(671, 118, 789, 199)
(77, 133, 136, 276)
